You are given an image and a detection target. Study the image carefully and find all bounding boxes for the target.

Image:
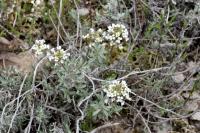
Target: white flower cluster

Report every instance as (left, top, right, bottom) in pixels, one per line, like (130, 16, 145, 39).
(83, 28, 104, 47)
(83, 24, 129, 49)
(48, 46, 70, 64)
(104, 80, 131, 105)
(32, 39, 70, 65)
(104, 24, 129, 48)
(32, 39, 49, 55)
(31, 0, 43, 6)
(31, 0, 44, 17)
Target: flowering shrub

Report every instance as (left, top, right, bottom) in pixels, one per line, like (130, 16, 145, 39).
(103, 80, 131, 105)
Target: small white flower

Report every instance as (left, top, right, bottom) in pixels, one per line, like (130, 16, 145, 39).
(30, 0, 44, 17)
(32, 39, 49, 56)
(97, 28, 103, 33)
(118, 45, 124, 50)
(115, 32, 121, 37)
(102, 43, 107, 47)
(110, 42, 114, 46)
(95, 37, 103, 43)
(102, 33, 106, 38)
(88, 43, 96, 47)
(35, 0, 42, 5)
(83, 28, 104, 46)
(32, 0, 43, 6)
(90, 28, 95, 33)
(57, 46, 62, 50)
(116, 39, 121, 44)
(104, 80, 131, 105)
(83, 34, 89, 39)
(51, 48, 55, 52)
(48, 46, 70, 64)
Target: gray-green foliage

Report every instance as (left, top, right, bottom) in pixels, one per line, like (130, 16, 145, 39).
(0, 43, 118, 132)
(88, 93, 122, 120)
(0, 69, 31, 132)
(95, 0, 129, 23)
(81, 93, 122, 131)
